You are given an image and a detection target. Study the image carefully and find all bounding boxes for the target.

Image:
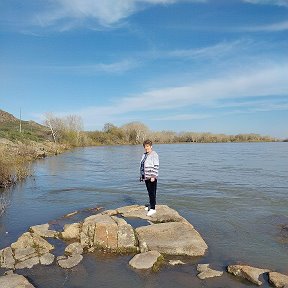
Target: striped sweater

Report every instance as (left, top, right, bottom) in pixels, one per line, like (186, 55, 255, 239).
(140, 150, 159, 179)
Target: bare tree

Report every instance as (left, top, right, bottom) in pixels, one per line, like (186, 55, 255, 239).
(44, 112, 58, 143)
(121, 122, 149, 144)
(43, 113, 84, 145)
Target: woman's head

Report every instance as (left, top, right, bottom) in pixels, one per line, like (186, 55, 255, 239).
(143, 139, 153, 153)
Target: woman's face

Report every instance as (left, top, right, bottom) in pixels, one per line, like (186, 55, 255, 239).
(144, 144, 152, 153)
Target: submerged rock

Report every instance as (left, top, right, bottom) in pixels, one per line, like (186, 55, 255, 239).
(57, 254, 83, 269)
(269, 272, 288, 288)
(169, 260, 185, 265)
(197, 264, 223, 279)
(0, 273, 35, 288)
(129, 251, 163, 270)
(227, 264, 270, 285)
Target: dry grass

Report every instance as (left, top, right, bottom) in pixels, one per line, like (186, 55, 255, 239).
(0, 140, 69, 188)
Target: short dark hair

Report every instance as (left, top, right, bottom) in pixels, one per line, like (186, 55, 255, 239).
(143, 139, 152, 147)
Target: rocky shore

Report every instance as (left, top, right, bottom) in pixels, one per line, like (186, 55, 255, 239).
(0, 205, 287, 288)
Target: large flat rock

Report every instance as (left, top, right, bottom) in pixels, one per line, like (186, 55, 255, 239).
(136, 222, 208, 256)
(117, 205, 187, 223)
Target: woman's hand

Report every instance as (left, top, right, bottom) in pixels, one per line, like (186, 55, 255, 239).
(150, 177, 155, 182)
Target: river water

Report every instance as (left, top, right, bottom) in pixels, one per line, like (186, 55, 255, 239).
(0, 142, 287, 287)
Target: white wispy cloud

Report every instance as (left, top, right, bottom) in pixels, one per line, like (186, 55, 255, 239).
(242, 20, 288, 32)
(47, 59, 139, 74)
(35, 0, 205, 29)
(153, 113, 212, 121)
(49, 63, 288, 129)
(243, 0, 288, 7)
(158, 39, 256, 60)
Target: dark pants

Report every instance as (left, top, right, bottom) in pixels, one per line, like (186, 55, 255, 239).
(145, 179, 157, 210)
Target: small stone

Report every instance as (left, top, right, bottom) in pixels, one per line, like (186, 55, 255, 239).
(63, 211, 78, 218)
(129, 251, 162, 270)
(169, 260, 185, 265)
(197, 264, 210, 272)
(197, 264, 223, 279)
(269, 272, 288, 288)
(139, 241, 149, 253)
(65, 242, 83, 255)
(57, 254, 83, 269)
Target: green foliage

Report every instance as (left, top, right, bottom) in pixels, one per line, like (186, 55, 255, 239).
(86, 123, 277, 145)
(0, 120, 50, 142)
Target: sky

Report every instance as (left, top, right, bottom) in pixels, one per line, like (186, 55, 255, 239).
(0, 0, 288, 138)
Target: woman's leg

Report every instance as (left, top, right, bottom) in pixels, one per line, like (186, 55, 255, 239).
(145, 179, 157, 210)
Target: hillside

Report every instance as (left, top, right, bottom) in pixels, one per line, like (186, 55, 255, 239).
(0, 109, 50, 142)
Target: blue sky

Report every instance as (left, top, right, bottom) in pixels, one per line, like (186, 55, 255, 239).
(1, 0, 288, 138)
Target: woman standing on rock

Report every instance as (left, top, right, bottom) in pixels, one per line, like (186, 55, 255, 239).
(140, 139, 159, 216)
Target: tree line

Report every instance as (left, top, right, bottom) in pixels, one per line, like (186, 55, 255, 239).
(43, 114, 278, 146)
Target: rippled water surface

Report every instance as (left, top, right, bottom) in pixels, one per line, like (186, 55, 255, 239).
(0, 142, 288, 287)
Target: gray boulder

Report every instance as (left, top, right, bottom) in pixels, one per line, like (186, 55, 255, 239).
(0, 273, 35, 288)
(80, 213, 137, 252)
(61, 223, 81, 240)
(269, 272, 288, 288)
(227, 264, 270, 285)
(129, 251, 163, 270)
(65, 242, 83, 255)
(197, 264, 223, 279)
(136, 222, 208, 256)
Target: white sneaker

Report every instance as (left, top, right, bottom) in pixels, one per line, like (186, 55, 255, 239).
(147, 209, 156, 216)
(144, 206, 149, 211)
